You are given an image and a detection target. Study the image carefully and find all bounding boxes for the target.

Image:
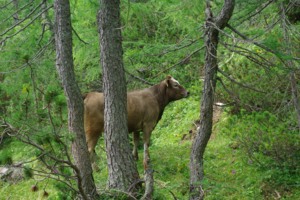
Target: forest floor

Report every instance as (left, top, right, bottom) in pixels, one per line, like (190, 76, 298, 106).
(1, 100, 299, 199)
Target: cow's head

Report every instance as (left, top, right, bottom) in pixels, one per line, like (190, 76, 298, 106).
(164, 75, 189, 101)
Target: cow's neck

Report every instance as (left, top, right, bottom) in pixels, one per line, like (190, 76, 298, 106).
(151, 82, 170, 120)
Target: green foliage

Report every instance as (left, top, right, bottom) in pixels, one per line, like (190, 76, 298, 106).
(23, 166, 33, 179)
(1, 0, 300, 199)
(0, 151, 13, 165)
(218, 111, 300, 198)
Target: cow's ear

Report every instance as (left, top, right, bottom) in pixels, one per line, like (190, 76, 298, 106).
(166, 75, 172, 80)
(165, 75, 172, 87)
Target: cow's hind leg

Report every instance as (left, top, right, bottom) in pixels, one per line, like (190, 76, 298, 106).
(86, 129, 102, 171)
(132, 131, 140, 161)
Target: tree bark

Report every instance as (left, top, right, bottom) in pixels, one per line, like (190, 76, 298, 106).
(189, 1, 235, 199)
(280, 3, 300, 131)
(54, 0, 98, 199)
(98, 0, 140, 194)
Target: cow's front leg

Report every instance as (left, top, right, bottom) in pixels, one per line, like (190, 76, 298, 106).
(142, 125, 154, 199)
(132, 131, 140, 161)
(142, 125, 153, 170)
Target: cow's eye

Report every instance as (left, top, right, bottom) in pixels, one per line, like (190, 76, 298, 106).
(174, 84, 179, 88)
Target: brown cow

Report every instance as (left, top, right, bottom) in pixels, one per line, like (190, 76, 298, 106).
(83, 75, 189, 170)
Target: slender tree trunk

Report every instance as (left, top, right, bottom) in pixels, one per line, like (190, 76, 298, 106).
(280, 3, 300, 131)
(98, 0, 140, 194)
(54, 0, 98, 199)
(189, 1, 235, 199)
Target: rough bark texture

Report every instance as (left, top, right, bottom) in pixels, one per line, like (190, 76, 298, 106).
(98, 0, 140, 193)
(54, 0, 98, 199)
(189, 1, 234, 199)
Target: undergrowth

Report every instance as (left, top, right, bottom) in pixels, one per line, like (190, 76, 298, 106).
(1, 84, 300, 199)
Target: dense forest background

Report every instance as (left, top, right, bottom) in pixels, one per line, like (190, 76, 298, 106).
(1, 0, 300, 199)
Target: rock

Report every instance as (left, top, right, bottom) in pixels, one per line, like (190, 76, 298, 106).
(0, 164, 24, 183)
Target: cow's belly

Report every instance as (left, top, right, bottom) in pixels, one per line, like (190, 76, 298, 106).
(128, 120, 142, 133)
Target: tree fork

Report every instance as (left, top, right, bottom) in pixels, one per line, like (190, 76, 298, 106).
(189, 0, 235, 199)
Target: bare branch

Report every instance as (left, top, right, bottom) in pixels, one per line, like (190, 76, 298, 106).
(72, 26, 89, 44)
(0, 37, 54, 74)
(125, 70, 153, 86)
(238, 0, 275, 24)
(0, 0, 13, 9)
(154, 38, 199, 57)
(218, 68, 266, 93)
(0, 4, 54, 43)
(151, 46, 205, 78)
(1, 0, 44, 36)
(220, 41, 274, 69)
(0, 0, 34, 25)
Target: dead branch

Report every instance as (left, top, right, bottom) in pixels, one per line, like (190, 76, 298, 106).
(2, 120, 88, 198)
(218, 68, 265, 93)
(237, 0, 275, 25)
(0, 0, 13, 9)
(1, 0, 44, 36)
(0, 37, 54, 74)
(0, 4, 53, 44)
(220, 41, 274, 68)
(72, 26, 89, 44)
(0, 0, 34, 25)
(151, 46, 204, 79)
(155, 38, 199, 57)
(125, 70, 153, 86)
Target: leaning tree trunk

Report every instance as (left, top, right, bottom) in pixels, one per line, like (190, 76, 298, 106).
(54, 0, 98, 199)
(189, 1, 235, 199)
(98, 0, 140, 194)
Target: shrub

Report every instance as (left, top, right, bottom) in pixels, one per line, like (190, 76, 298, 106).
(219, 111, 300, 197)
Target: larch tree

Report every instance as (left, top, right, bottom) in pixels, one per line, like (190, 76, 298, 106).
(189, 0, 235, 199)
(54, 0, 98, 199)
(97, 0, 140, 195)
(279, 2, 300, 131)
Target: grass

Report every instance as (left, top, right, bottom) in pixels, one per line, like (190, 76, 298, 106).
(1, 95, 300, 199)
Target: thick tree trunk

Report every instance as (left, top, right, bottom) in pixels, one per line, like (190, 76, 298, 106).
(54, 0, 98, 199)
(98, 0, 140, 194)
(189, 1, 235, 199)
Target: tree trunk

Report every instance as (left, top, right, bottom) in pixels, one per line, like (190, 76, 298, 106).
(280, 3, 300, 131)
(189, 1, 235, 199)
(54, 0, 98, 199)
(98, 0, 140, 194)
